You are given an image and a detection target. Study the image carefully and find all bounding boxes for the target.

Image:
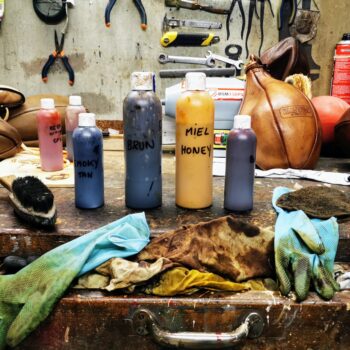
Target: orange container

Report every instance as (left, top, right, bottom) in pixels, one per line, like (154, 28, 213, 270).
(175, 73, 215, 209)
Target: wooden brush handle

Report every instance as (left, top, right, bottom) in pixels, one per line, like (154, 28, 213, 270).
(0, 175, 15, 192)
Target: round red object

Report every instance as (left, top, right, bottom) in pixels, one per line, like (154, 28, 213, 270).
(311, 96, 349, 144)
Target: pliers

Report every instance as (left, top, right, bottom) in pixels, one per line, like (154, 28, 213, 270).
(226, 0, 245, 40)
(277, 0, 297, 30)
(105, 0, 147, 30)
(41, 30, 74, 86)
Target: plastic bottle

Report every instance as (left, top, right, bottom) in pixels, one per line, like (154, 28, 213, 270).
(123, 72, 162, 209)
(224, 115, 256, 212)
(175, 72, 214, 209)
(36, 98, 63, 171)
(73, 113, 104, 209)
(331, 33, 350, 104)
(66, 95, 86, 161)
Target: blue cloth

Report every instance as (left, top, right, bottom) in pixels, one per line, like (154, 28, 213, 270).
(79, 212, 150, 275)
(273, 187, 339, 301)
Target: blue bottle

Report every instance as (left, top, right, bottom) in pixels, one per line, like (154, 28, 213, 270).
(224, 115, 256, 212)
(123, 72, 162, 209)
(73, 113, 104, 209)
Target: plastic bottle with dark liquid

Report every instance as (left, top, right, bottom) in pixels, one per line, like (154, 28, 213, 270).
(66, 95, 86, 161)
(123, 72, 162, 209)
(224, 115, 256, 212)
(73, 113, 104, 209)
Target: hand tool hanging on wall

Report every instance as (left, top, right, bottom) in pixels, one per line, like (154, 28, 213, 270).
(33, 0, 67, 24)
(162, 14, 222, 32)
(226, 0, 245, 40)
(158, 51, 243, 69)
(41, 29, 75, 85)
(105, 0, 147, 30)
(160, 32, 220, 47)
(165, 0, 232, 15)
(257, 0, 274, 56)
(245, 0, 274, 58)
(225, 44, 242, 75)
(277, 0, 297, 30)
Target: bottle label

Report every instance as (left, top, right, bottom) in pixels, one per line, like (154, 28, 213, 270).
(331, 42, 350, 103)
(48, 124, 62, 144)
(178, 124, 213, 158)
(74, 154, 100, 179)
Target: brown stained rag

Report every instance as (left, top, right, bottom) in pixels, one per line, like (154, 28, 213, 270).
(75, 257, 175, 292)
(137, 216, 275, 282)
(276, 186, 350, 219)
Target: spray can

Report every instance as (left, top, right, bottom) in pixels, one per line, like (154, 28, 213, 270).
(176, 72, 215, 209)
(224, 115, 256, 212)
(123, 72, 162, 209)
(65, 96, 86, 161)
(73, 113, 104, 209)
(331, 33, 350, 104)
(36, 98, 63, 172)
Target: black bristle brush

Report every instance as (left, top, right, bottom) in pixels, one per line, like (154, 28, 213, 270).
(0, 175, 57, 227)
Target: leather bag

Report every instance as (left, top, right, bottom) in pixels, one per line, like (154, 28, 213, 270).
(335, 108, 350, 157)
(239, 56, 321, 170)
(260, 37, 310, 81)
(0, 85, 25, 120)
(0, 118, 22, 160)
(8, 94, 68, 147)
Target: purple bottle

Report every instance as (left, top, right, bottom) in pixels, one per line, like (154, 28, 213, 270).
(224, 115, 256, 212)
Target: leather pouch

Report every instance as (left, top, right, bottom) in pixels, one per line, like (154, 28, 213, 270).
(239, 56, 321, 170)
(260, 37, 310, 81)
(0, 85, 26, 120)
(8, 94, 68, 147)
(335, 108, 350, 157)
(0, 118, 22, 160)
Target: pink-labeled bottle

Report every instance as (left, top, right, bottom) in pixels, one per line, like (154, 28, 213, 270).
(65, 95, 86, 161)
(37, 98, 63, 171)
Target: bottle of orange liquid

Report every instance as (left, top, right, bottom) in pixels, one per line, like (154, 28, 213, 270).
(176, 72, 215, 209)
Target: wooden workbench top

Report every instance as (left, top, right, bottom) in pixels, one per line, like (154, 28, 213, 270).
(0, 151, 349, 261)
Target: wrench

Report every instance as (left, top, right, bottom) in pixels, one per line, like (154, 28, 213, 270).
(158, 53, 216, 67)
(206, 51, 243, 70)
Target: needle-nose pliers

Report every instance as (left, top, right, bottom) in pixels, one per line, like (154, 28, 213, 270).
(277, 0, 298, 30)
(41, 30, 75, 86)
(105, 0, 147, 30)
(226, 0, 245, 40)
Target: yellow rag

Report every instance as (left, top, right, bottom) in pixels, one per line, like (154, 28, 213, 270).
(145, 267, 267, 296)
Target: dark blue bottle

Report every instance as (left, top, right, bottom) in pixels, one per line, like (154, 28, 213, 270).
(73, 113, 104, 209)
(224, 115, 256, 212)
(123, 72, 162, 209)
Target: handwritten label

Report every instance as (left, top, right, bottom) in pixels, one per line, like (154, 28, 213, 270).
(180, 126, 212, 158)
(127, 139, 155, 151)
(75, 159, 99, 179)
(49, 124, 62, 144)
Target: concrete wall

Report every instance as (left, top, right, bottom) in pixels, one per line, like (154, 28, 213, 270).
(0, 0, 348, 120)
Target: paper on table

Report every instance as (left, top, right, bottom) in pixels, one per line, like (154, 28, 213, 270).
(0, 151, 74, 187)
(213, 158, 350, 186)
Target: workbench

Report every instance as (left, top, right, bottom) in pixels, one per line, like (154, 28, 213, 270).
(1, 150, 350, 350)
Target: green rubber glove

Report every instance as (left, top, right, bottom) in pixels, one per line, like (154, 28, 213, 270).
(0, 212, 150, 349)
(273, 187, 339, 301)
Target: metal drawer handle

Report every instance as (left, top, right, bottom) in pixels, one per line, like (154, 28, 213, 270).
(134, 309, 264, 349)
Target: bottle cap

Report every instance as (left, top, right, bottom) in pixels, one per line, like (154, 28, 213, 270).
(185, 72, 206, 91)
(69, 95, 82, 106)
(40, 98, 55, 109)
(79, 113, 96, 127)
(131, 72, 154, 91)
(342, 33, 350, 41)
(233, 115, 251, 129)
